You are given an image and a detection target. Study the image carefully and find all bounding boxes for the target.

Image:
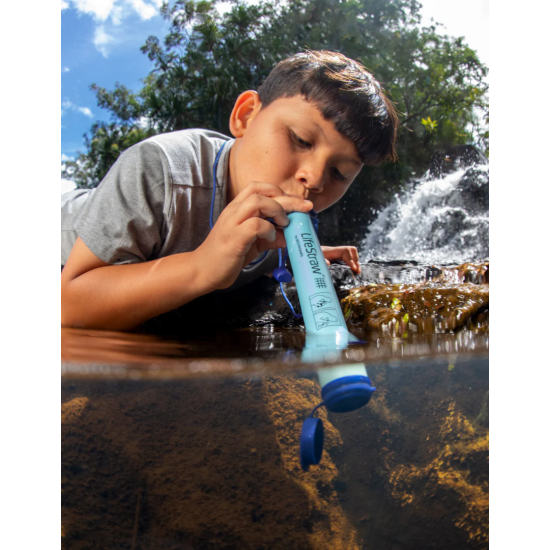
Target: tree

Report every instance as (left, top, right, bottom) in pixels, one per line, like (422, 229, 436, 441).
(62, 0, 488, 242)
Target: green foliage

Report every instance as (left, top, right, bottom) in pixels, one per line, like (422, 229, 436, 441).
(64, 0, 488, 241)
(421, 116, 438, 133)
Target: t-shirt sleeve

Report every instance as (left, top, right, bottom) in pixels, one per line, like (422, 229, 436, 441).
(74, 140, 171, 264)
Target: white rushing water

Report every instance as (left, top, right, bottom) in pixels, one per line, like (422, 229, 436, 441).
(362, 165, 489, 264)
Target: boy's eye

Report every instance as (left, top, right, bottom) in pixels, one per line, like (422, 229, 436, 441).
(290, 131, 312, 149)
(331, 167, 346, 181)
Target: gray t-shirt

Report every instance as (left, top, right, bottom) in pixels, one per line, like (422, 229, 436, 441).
(61, 128, 278, 290)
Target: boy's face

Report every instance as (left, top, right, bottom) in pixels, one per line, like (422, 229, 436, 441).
(228, 93, 363, 213)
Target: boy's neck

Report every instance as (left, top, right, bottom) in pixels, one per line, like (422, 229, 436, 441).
(226, 139, 239, 204)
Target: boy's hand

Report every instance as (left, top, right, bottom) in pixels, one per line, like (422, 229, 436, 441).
(321, 245, 361, 274)
(195, 182, 313, 290)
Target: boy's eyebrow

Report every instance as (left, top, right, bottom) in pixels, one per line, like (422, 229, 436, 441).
(311, 121, 327, 139)
(309, 121, 362, 167)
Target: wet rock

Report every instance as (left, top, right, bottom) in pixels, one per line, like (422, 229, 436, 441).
(428, 145, 488, 180)
(142, 263, 489, 335)
(342, 264, 489, 335)
(447, 167, 489, 216)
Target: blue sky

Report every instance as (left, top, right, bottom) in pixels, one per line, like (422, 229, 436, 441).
(61, 0, 489, 162)
(61, 0, 171, 159)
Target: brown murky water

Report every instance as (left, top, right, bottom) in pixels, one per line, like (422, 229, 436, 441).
(62, 265, 488, 549)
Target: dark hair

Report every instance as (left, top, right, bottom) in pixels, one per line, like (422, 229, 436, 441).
(258, 50, 399, 166)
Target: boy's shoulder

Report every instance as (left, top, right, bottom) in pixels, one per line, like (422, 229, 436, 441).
(135, 128, 233, 188)
(142, 128, 231, 163)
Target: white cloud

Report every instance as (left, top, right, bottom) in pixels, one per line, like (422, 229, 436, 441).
(62, 100, 94, 118)
(111, 4, 124, 25)
(127, 0, 157, 20)
(69, 0, 117, 21)
(61, 155, 77, 194)
(419, 0, 489, 65)
(63, 0, 161, 23)
(62, 0, 163, 54)
(62, 66, 70, 72)
(93, 25, 116, 57)
(78, 106, 93, 117)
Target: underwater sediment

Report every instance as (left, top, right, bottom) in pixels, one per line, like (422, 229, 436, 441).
(62, 361, 488, 549)
(62, 377, 360, 549)
(61, 263, 488, 549)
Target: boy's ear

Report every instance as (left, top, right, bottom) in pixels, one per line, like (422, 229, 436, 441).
(229, 90, 262, 138)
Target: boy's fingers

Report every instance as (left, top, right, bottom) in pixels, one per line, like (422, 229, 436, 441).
(343, 250, 359, 273)
(272, 195, 314, 214)
(234, 194, 290, 227)
(348, 247, 361, 273)
(256, 229, 286, 252)
(322, 246, 361, 274)
(239, 217, 278, 244)
(233, 183, 313, 214)
(234, 194, 312, 227)
(233, 182, 287, 203)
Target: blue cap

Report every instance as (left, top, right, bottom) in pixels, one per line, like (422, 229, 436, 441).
(321, 375, 376, 413)
(273, 266, 293, 282)
(300, 417, 324, 471)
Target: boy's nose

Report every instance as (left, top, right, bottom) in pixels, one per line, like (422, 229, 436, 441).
(295, 166, 325, 194)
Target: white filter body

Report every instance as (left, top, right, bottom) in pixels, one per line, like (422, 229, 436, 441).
(317, 364, 368, 389)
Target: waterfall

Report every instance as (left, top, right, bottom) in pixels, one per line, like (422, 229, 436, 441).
(362, 164, 489, 264)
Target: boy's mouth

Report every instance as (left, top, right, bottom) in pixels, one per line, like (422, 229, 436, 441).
(282, 185, 310, 200)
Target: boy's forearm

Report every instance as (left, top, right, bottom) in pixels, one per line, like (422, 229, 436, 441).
(61, 251, 214, 331)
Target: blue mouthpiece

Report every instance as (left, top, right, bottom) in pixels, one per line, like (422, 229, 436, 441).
(321, 375, 376, 413)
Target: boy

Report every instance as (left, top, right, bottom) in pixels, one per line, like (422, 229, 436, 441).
(61, 50, 398, 331)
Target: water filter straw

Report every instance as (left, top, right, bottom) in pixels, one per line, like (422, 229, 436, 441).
(301, 330, 367, 386)
(283, 211, 348, 336)
(282, 212, 376, 471)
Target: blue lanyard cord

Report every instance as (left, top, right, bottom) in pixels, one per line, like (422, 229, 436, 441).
(210, 141, 268, 266)
(309, 210, 319, 234)
(280, 281, 303, 318)
(277, 247, 302, 318)
(209, 141, 227, 230)
(309, 401, 326, 418)
(247, 250, 269, 265)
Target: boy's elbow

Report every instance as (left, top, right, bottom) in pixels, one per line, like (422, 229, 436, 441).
(61, 274, 97, 329)
(61, 279, 83, 328)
